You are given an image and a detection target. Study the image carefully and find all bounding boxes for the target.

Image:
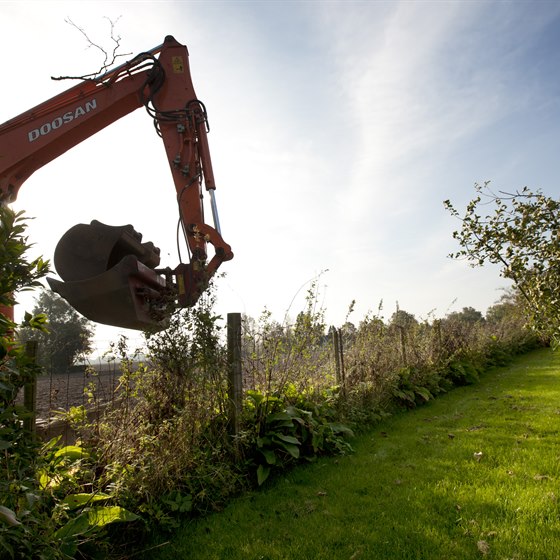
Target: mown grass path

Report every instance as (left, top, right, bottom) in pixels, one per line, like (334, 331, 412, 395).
(147, 348, 560, 560)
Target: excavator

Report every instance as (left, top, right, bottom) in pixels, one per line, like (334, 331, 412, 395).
(0, 35, 233, 331)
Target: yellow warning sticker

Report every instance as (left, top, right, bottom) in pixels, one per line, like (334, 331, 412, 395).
(172, 56, 184, 73)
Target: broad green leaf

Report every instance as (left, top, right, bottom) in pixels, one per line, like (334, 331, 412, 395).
(329, 423, 354, 437)
(87, 506, 139, 528)
(54, 445, 89, 461)
(0, 505, 21, 526)
(266, 412, 293, 423)
(256, 436, 271, 448)
(415, 387, 433, 402)
(259, 448, 277, 465)
(63, 493, 112, 510)
(394, 389, 415, 403)
(60, 539, 78, 558)
(246, 390, 264, 405)
(277, 441, 300, 459)
(273, 434, 300, 445)
(55, 512, 90, 539)
(37, 468, 63, 490)
(267, 419, 294, 429)
(257, 464, 270, 486)
(41, 435, 62, 452)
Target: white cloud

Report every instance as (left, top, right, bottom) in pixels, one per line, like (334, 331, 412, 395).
(313, 2, 560, 224)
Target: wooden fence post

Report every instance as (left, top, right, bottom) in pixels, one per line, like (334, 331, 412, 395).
(433, 319, 443, 359)
(397, 326, 407, 366)
(331, 327, 346, 393)
(332, 328, 341, 383)
(23, 340, 38, 437)
(227, 313, 242, 439)
(339, 329, 346, 390)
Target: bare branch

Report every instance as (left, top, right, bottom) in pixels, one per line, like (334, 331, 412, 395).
(51, 16, 132, 82)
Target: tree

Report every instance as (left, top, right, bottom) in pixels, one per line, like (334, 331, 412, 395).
(0, 209, 49, 315)
(0, 207, 58, 557)
(485, 290, 523, 324)
(389, 309, 418, 329)
(445, 182, 560, 342)
(19, 288, 95, 371)
(0, 206, 49, 399)
(445, 306, 484, 325)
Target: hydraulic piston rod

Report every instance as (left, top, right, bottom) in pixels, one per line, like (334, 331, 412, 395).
(209, 189, 222, 235)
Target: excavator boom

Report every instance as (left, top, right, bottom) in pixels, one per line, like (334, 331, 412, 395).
(0, 36, 233, 330)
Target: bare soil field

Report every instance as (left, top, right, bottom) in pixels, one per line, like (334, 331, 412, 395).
(34, 367, 121, 422)
(17, 364, 124, 443)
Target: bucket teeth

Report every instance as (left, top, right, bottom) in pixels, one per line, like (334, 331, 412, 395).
(48, 222, 168, 331)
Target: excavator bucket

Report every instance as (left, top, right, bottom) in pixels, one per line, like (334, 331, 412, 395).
(48, 221, 171, 331)
(54, 220, 161, 281)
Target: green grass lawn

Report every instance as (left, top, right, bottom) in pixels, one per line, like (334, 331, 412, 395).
(143, 348, 560, 560)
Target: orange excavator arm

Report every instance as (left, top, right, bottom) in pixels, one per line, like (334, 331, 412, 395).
(0, 35, 233, 330)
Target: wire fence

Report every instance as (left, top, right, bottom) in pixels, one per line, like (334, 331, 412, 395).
(17, 338, 147, 444)
(19, 311, 537, 446)
(39, 366, 114, 443)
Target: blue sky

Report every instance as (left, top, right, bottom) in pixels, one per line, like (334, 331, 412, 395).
(3, 0, 560, 348)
